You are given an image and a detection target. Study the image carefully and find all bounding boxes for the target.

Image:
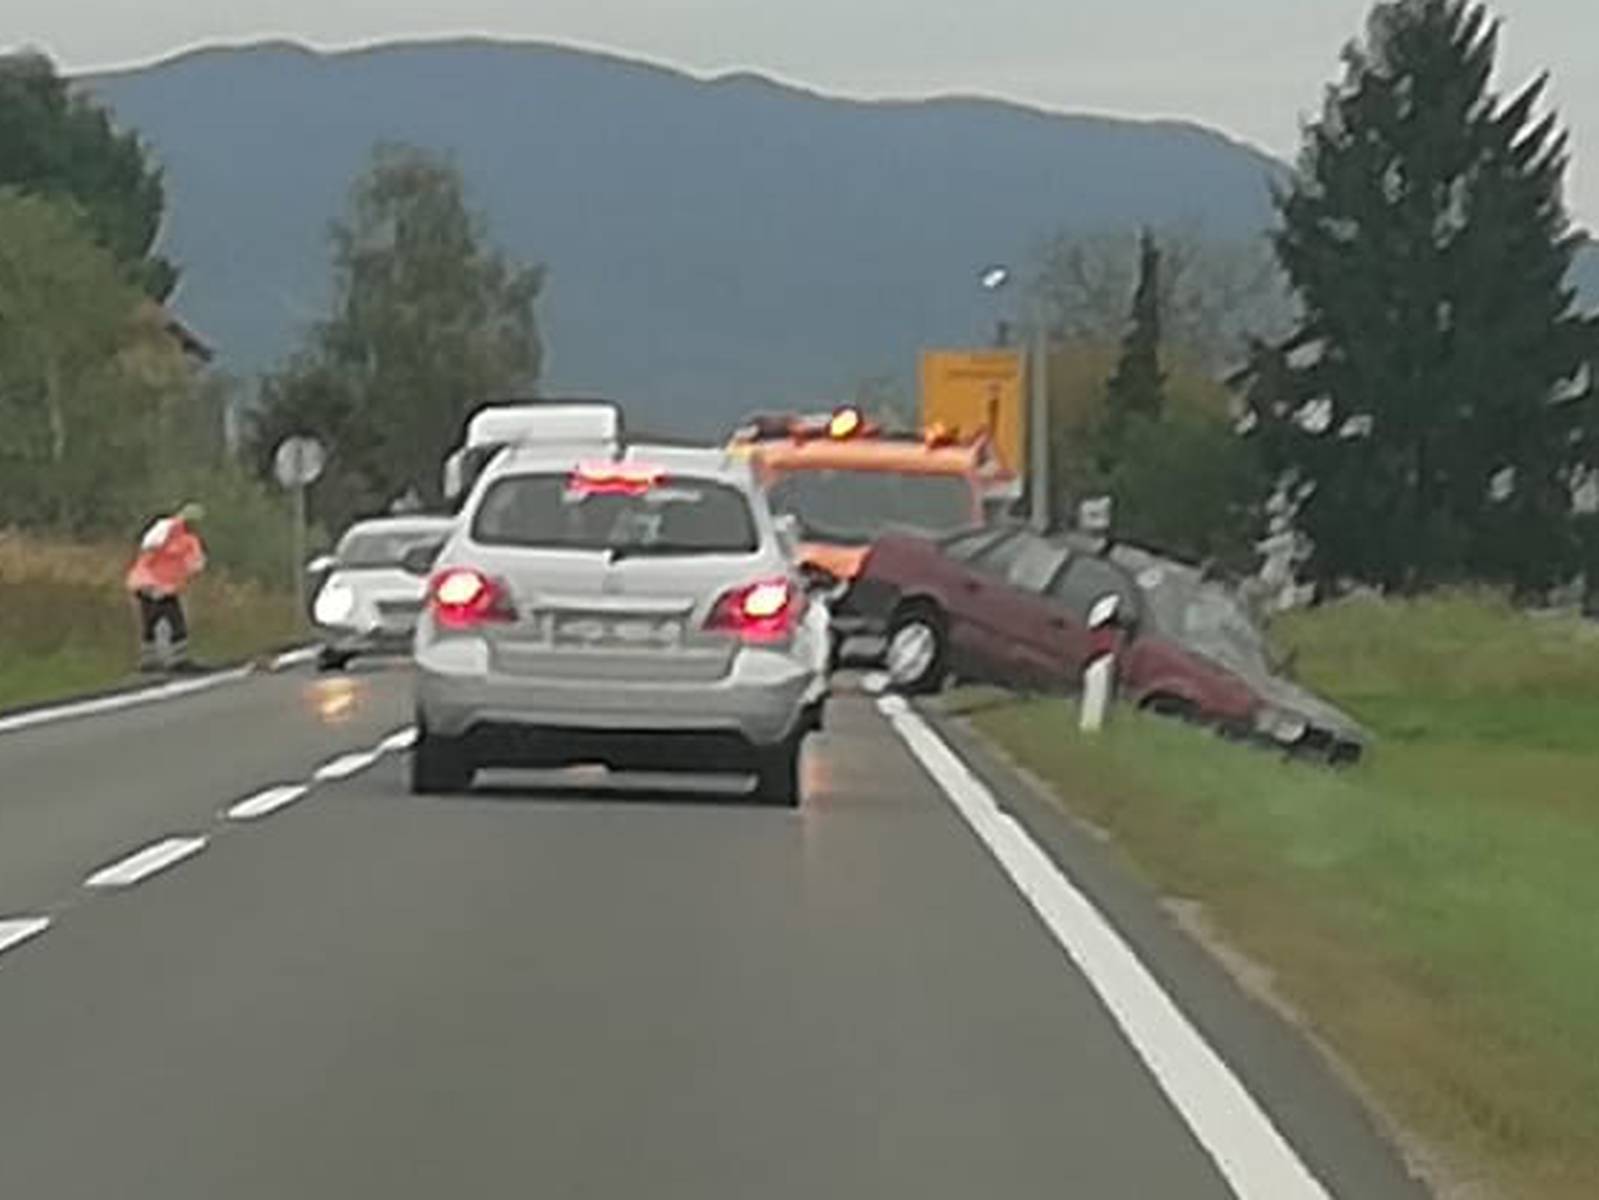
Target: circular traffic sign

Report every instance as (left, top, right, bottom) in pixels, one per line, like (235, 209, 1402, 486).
(274, 436, 326, 489)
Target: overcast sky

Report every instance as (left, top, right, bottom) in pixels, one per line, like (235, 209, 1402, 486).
(11, 0, 1598, 223)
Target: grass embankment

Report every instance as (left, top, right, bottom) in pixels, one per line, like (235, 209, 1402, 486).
(0, 530, 302, 713)
(951, 593, 1599, 1199)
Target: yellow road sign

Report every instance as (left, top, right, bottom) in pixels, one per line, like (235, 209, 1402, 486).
(918, 349, 1025, 473)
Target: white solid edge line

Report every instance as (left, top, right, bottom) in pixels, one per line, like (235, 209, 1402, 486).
(84, 836, 208, 890)
(377, 726, 418, 753)
(271, 646, 320, 671)
(226, 785, 310, 822)
(0, 667, 253, 738)
(314, 751, 380, 781)
(0, 917, 51, 959)
(878, 695, 1334, 1200)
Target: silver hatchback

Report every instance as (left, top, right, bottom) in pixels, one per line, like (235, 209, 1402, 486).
(409, 444, 831, 805)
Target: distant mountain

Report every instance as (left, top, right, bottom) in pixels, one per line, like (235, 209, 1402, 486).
(82, 41, 1597, 435)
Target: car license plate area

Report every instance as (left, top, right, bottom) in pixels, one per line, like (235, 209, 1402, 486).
(547, 611, 685, 652)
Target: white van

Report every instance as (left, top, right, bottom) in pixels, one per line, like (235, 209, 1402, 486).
(442, 401, 623, 509)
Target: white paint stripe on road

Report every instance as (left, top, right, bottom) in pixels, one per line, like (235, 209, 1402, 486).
(270, 646, 319, 671)
(314, 751, 380, 781)
(879, 695, 1333, 1200)
(226, 785, 310, 822)
(377, 726, 418, 753)
(0, 668, 253, 738)
(0, 918, 50, 960)
(84, 836, 208, 890)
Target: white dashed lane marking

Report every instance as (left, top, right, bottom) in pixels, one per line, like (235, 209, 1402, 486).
(84, 836, 209, 890)
(0, 918, 51, 961)
(314, 751, 381, 781)
(377, 727, 418, 753)
(226, 785, 310, 822)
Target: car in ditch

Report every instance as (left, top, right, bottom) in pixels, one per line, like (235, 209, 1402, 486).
(308, 515, 458, 671)
(406, 443, 832, 803)
(851, 524, 1369, 764)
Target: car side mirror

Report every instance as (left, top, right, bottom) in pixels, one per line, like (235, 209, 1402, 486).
(306, 554, 336, 576)
(1087, 593, 1122, 631)
(401, 540, 445, 577)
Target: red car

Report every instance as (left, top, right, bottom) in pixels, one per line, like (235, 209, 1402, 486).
(851, 525, 1367, 763)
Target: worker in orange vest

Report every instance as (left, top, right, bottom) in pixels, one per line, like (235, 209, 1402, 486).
(125, 502, 208, 672)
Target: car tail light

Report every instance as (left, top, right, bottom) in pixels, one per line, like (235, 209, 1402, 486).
(569, 462, 664, 497)
(428, 567, 515, 629)
(706, 578, 804, 643)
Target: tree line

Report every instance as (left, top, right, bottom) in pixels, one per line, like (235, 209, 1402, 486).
(1045, 0, 1598, 605)
(1, 51, 546, 574)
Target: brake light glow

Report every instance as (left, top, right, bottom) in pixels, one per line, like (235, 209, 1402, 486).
(569, 462, 665, 496)
(706, 578, 803, 643)
(428, 567, 515, 628)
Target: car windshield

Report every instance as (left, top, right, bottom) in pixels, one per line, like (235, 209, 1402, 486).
(1137, 566, 1270, 672)
(337, 529, 445, 569)
(765, 468, 976, 545)
(472, 471, 759, 555)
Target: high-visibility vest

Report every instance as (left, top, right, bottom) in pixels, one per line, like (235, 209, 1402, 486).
(126, 517, 207, 596)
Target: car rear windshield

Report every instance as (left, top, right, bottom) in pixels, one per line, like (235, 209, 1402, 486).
(471, 471, 760, 555)
(337, 530, 445, 569)
(765, 468, 977, 545)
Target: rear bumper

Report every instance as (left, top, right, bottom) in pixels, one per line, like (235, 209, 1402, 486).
(416, 640, 822, 748)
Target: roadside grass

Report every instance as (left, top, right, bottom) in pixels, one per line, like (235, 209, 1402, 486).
(948, 592, 1599, 1199)
(0, 530, 302, 712)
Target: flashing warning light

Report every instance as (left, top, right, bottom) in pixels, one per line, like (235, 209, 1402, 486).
(828, 408, 864, 439)
(569, 462, 665, 496)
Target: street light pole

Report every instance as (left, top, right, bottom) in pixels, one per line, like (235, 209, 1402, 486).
(1026, 295, 1051, 533)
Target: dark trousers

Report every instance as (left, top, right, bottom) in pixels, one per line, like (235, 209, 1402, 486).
(135, 590, 189, 668)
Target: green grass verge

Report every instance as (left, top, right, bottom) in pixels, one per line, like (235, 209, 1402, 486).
(951, 592, 1599, 1199)
(0, 530, 303, 712)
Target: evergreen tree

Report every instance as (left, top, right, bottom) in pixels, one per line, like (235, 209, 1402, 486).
(1246, 0, 1598, 595)
(1099, 229, 1167, 468)
(0, 52, 177, 299)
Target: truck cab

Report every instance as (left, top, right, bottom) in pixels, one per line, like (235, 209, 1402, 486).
(729, 406, 1015, 658)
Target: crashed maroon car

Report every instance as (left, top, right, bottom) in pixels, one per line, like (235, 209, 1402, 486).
(850, 525, 1367, 764)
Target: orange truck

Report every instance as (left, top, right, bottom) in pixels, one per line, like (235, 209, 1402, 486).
(729, 406, 1016, 656)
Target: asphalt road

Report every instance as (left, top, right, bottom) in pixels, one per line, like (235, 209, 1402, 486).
(0, 663, 1427, 1199)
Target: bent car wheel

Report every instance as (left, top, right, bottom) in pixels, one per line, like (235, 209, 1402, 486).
(411, 721, 475, 795)
(885, 608, 947, 695)
(753, 739, 801, 808)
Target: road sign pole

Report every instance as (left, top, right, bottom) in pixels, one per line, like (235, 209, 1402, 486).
(292, 481, 307, 625)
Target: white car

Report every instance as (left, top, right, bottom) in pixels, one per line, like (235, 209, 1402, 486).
(408, 443, 831, 805)
(308, 516, 457, 671)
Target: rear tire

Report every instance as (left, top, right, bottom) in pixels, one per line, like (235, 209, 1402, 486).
(753, 738, 802, 808)
(411, 720, 474, 795)
(885, 605, 947, 695)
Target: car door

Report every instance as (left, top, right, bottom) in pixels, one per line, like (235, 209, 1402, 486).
(1044, 555, 1144, 680)
(985, 534, 1081, 688)
(933, 529, 1034, 684)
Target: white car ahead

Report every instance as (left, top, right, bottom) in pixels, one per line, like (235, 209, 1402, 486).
(408, 442, 831, 805)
